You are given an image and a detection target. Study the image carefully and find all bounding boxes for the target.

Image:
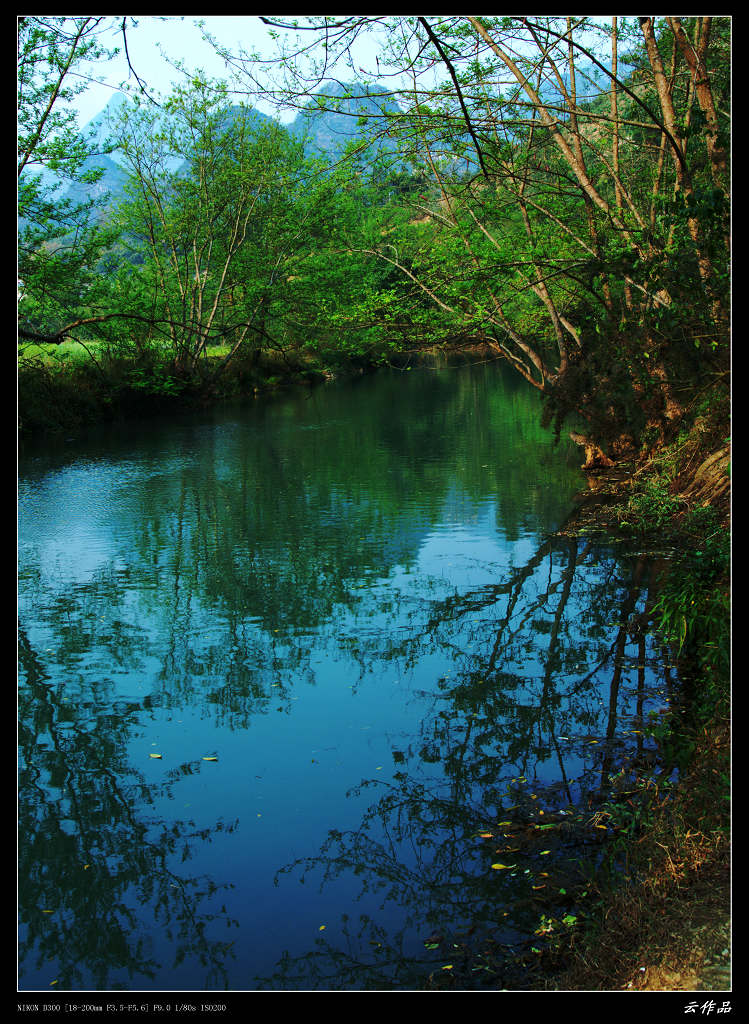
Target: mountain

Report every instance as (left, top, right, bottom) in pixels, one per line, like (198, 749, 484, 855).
(20, 79, 405, 237)
(289, 80, 402, 164)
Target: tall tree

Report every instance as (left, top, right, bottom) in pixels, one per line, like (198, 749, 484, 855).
(18, 17, 116, 339)
(110, 78, 327, 378)
(233, 16, 729, 451)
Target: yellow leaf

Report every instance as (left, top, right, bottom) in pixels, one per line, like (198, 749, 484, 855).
(491, 863, 516, 870)
(202, 756, 218, 761)
(478, 832, 494, 838)
(319, 925, 326, 931)
(149, 753, 162, 759)
(540, 850, 551, 855)
(442, 964, 453, 971)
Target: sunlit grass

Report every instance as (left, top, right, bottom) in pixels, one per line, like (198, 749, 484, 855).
(18, 339, 106, 367)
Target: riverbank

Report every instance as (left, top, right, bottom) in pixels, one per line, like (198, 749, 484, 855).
(427, 406, 731, 992)
(532, 443, 730, 993)
(17, 344, 337, 441)
(16, 338, 499, 443)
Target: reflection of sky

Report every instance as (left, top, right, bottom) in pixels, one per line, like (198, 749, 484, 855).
(19, 458, 154, 580)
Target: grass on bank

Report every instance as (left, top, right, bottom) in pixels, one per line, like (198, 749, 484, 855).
(17, 339, 344, 438)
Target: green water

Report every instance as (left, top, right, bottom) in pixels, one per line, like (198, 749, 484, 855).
(18, 362, 678, 990)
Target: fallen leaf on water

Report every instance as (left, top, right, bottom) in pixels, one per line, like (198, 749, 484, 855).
(149, 753, 162, 759)
(478, 832, 494, 839)
(202, 756, 218, 761)
(491, 863, 516, 870)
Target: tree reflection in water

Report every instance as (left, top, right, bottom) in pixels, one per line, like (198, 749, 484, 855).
(18, 627, 239, 990)
(263, 534, 677, 990)
(18, 364, 682, 990)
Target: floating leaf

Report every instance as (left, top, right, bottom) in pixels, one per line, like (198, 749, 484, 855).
(319, 925, 326, 931)
(149, 753, 162, 759)
(539, 850, 551, 855)
(491, 863, 516, 870)
(202, 756, 218, 761)
(478, 832, 494, 839)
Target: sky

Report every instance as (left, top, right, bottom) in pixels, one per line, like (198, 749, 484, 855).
(69, 16, 389, 126)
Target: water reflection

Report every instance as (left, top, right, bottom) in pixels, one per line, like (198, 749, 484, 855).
(18, 364, 678, 990)
(18, 628, 239, 990)
(255, 534, 676, 989)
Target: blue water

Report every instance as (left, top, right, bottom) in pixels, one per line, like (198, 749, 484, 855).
(18, 363, 678, 990)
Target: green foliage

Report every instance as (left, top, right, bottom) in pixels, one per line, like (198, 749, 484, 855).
(652, 505, 730, 678)
(125, 366, 185, 398)
(17, 15, 731, 449)
(618, 479, 684, 534)
(18, 18, 122, 340)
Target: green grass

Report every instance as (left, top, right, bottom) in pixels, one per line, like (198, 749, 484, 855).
(18, 339, 107, 366)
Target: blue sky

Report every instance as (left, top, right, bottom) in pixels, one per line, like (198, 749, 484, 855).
(71, 16, 389, 126)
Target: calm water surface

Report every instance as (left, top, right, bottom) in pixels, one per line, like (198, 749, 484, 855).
(18, 363, 678, 990)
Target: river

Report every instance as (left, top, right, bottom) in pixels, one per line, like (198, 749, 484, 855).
(18, 360, 680, 990)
